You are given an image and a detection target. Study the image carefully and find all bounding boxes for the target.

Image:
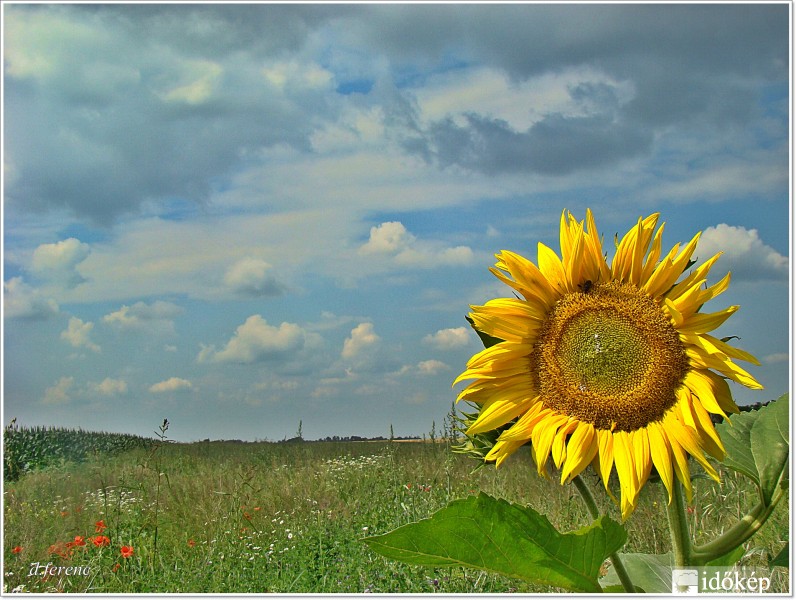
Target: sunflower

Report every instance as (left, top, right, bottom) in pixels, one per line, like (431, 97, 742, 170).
(453, 209, 762, 519)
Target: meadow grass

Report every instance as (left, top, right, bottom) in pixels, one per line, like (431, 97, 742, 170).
(3, 438, 789, 593)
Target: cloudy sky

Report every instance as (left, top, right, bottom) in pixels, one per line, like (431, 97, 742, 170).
(3, 3, 790, 442)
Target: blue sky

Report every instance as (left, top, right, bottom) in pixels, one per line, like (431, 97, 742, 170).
(3, 3, 790, 442)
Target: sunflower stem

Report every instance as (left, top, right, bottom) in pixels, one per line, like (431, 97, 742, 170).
(691, 490, 784, 564)
(665, 479, 692, 568)
(572, 475, 635, 593)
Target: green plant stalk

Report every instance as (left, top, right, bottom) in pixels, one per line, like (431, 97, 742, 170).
(572, 475, 635, 593)
(665, 479, 692, 567)
(690, 488, 785, 564)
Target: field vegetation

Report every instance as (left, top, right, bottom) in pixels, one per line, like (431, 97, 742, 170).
(3, 423, 789, 593)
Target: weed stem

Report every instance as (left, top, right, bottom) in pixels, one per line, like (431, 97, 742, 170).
(572, 475, 635, 593)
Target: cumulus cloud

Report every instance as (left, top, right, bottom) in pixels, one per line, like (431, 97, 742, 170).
(91, 378, 128, 396)
(223, 257, 285, 297)
(60, 316, 101, 352)
(359, 221, 416, 254)
(422, 326, 471, 350)
(31, 238, 90, 288)
(417, 359, 450, 375)
(43, 376, 74, 405)
(342, 322, 380, 359)
(102, 300, 183, 334)
(198, 315, 311, 364)
(697, 224, 788, 281)
(3, 277, 59, 319)
(359, 221, 474, 268)
(149, 377, 193, 393)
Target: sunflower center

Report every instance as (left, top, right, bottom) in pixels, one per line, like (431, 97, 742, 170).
(533, 281, 689, 432)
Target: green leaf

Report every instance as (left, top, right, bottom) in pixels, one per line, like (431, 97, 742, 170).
(770, 543, 789, 568)
(705, 544, 745, 567)
(600, 552, 672, 594)
(716, 394, 789, 505)
(363, 492, 627, 593)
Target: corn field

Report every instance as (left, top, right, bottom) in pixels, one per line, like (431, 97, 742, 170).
(3, 420, 156, 482)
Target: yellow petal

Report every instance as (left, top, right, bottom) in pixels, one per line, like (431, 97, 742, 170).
(497, 400, 546, 442)
(537, 242, 566, 292)
(681, 370, 731, 419)
(485, 439, 527, 467)
(679, 306, 739, 334)
(612, 430, 640, 519)
(647, 421, 674, 504)
(466, 393, 535, 435)
(560, 421, 598, 484)
(531, 413, 568, 476)
(596, 428, 615, 491)
(552, 419, 578, 468)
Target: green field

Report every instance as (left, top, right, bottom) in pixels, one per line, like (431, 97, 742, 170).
(3, 429, 789, 594)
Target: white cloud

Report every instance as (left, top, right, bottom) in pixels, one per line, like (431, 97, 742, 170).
(763, 353, 789, 364)
(413, 65, 633, 132)
(60, 316, 100, 352)
(3, 277, 59, 319)
(149, 377, 193, 394)
(223, 257, 285, 297)
(359, 221, 416, 255)
(358, 221, 474, 268)
(417, 359, 450, 375)
(102, 300, 183, 334)
(422, 326, 471, 350)
(91, 377, 128, 396)
(199, 315, 311, 364)
(697, 224, 788, 281)
(43, 376, 74, 405)
(31, 238, 90, 288)
(342, 322, 380, 359)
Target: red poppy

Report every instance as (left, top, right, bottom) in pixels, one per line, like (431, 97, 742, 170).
(72, 535, 86, 546)
(48, 542, 71, 559)
(95, 520, 107, 533)
(187, 539, 196, 548)
(92, 535, 111, 547)
(120, 545, 134, 558)
(11, 546, 22, 554)
(60, 511, 69, 518)
(112, 563, 121, 572)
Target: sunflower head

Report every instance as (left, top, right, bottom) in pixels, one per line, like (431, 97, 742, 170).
(453, 209, 762, 519)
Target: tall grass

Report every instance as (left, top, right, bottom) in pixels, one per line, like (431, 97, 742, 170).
(3, 435, 789, 593)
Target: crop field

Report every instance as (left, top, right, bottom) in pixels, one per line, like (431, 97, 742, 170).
(3, 429, 789, 594)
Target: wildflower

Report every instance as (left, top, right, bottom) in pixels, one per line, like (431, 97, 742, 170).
(120, 545, 134, 558)
(95, 520, 107, 533)
(48, 542, 71, 559)
(112, 563, 121, 573)
(92, 536, 111, 547)
(187, 539, 196, 548)
(72, 536, 86, 547)
(11, 546, 22, 554)
(454, 209, 762, 519)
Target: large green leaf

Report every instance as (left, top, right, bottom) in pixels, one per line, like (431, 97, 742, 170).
(363, 492, 626, 593)
(716, 394, 789, 505)
(600, 552, 672, 594)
